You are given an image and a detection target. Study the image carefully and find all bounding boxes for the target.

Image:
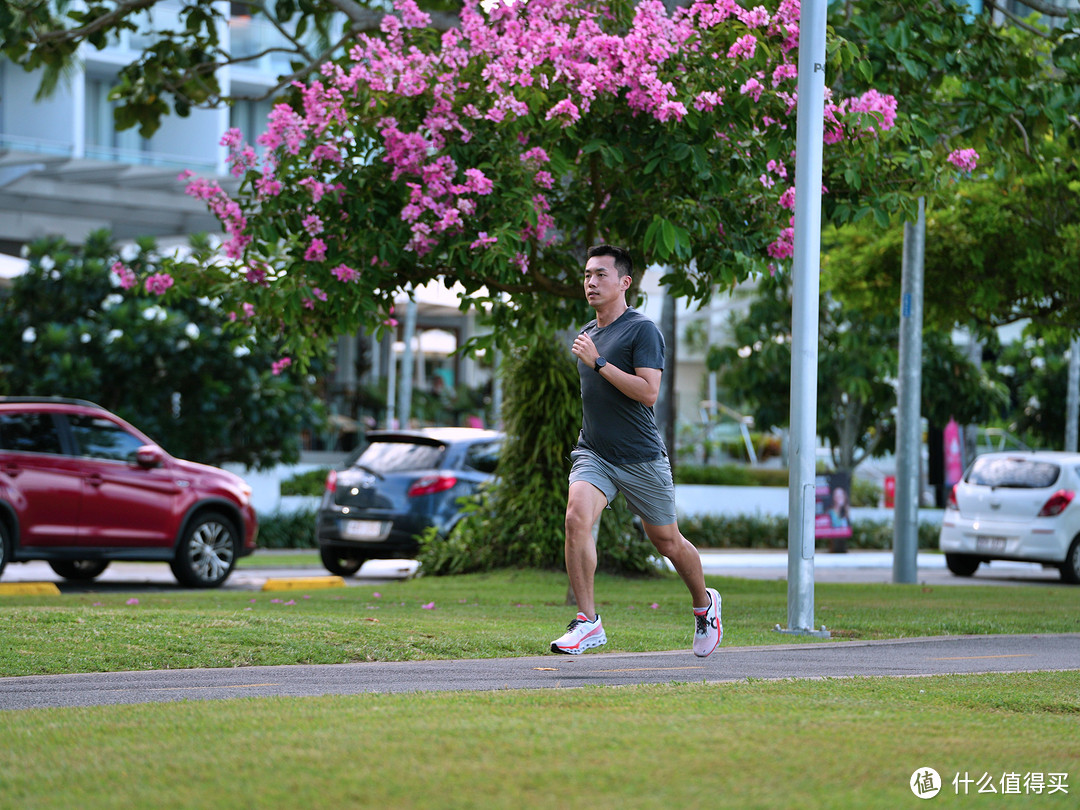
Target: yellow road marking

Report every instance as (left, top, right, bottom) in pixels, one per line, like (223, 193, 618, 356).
(0, 582, 62, 596)
(262, 577, 346, 591)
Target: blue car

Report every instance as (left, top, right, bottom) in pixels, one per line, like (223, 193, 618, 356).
(316, 428, 501, 576)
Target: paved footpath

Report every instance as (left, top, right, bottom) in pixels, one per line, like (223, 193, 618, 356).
(2, 633, 1077, 711)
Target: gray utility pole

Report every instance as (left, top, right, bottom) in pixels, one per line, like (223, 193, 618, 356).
(893, 197, 926, 584)
(1067, 338, 1079, 452)
(782, 0, 829, 637)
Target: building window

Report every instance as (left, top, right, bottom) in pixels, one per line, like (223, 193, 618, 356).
(84, 77, 150, 162)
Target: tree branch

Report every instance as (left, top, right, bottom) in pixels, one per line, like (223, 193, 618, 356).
(983, 0, 1055, 37)
(323, 0, 459, 32)
(1009, 114, 1032, 157)
(35, 0, 161, 44)
(999, 0, 1072, 17)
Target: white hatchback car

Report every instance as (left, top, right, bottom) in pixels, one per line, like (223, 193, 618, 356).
(939, 451, 1080, 583)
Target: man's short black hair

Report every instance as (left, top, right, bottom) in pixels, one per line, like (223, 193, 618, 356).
(587, 244, 633, 278)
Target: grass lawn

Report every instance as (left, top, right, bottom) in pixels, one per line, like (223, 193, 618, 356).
(1, 673, 1076, 809)
(1, 570, 1077, 809)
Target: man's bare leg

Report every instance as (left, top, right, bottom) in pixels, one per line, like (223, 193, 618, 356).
(642, 521, 709, 607)
(564, 480, 608, 619)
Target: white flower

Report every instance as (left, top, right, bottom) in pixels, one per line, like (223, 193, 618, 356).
(176, 340, 189, 351)
(184, 323, 200, 340)
(121, 244, 139, 261)
(80, 333, 91, 344)
(101, 294, 124, 311)
(39, 256, 55, 271)
(233, 345, 251, 358)
(21, 327, 36, 343)
(105, 329, 124, 344)
(142, 305, 167, 322)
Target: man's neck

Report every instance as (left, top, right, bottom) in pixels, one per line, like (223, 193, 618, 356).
(594, 299, 629, 328)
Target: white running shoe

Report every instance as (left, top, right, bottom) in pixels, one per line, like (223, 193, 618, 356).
(693, 588, 723, 658)
(551, 612, 607, 655)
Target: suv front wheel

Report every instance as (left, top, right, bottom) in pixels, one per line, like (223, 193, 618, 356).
(49, 560, 109, 581)
(171, 512, 238, 588)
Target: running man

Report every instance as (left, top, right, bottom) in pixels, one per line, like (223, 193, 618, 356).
(551, 244, 722, 657)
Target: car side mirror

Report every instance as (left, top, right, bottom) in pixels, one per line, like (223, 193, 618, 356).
(135, 445, 165, 469)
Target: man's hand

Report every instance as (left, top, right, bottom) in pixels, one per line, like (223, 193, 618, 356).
(571, 331, 599, 369)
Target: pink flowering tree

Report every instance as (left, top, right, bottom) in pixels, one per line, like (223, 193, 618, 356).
(173, 0, 967, 360)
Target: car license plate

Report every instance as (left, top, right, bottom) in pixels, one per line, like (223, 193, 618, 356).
(976, 535, 1007, 552)
(343, 520, 384, 540)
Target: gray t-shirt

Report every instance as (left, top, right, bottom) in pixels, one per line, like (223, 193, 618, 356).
(576, 307, 666, 466)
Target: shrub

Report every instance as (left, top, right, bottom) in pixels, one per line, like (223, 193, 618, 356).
(678, 513, 939, 550)
(280, 468, 331, 497)
(674, 464, 789, 487)
(257, 509, 318, 549)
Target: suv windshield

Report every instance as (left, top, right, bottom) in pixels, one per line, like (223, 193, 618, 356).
(967, 457, 1060, 489)
(354, 440, 445, 474)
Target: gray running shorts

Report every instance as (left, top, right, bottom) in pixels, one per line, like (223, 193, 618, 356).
(568, 447, 678, 527)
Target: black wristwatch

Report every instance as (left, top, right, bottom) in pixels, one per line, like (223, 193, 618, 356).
(594, 356, 607, 372)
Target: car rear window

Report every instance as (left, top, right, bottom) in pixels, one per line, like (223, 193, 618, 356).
(0, 412, 63, 455)
(967, 457, 1060, 489)
(354, 440, 445, 473)
(464, 440, 500, 474)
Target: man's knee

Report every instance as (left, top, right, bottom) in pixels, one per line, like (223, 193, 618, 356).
(644, 523, 684, 554)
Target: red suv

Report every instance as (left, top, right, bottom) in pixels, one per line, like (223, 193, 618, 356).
(0, 397, 258, 587)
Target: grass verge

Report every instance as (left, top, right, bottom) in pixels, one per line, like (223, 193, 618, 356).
(1, 570, 1078, 676)
(1, 672, 1076, 810)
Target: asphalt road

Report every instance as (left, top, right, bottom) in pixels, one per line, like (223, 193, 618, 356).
(2, 634, 1077, 711)
(2, 552, 1075, 711)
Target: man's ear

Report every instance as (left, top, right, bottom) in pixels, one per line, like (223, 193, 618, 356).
(621, 274, 632, 290)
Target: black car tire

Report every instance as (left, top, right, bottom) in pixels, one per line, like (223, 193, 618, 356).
(49, 560, 110, 581)
(320, 547, 365, 576)
(170, 511, 238, 588)
(1060, 537, 1080, 585)
(945, 553, 981, 577)
(0, 520, 9, 578)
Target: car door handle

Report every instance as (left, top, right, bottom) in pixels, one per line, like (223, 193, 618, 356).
(85, 473, 104, 487)
(1, 463, 19, 478)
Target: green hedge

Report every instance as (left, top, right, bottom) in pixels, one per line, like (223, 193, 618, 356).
(678, 513, 939, 551)
(280, 468, 331, 497)
(257, 509, 318, 549)
(256, 508, 939, 554)
(674, 465, 882, 507)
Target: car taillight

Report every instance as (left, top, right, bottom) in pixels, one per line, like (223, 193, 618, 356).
(1037, 489, 1074, 517)
(325, 469, 337, 492)
(407, 475, 457, 497)
(947, 485, 958, 511)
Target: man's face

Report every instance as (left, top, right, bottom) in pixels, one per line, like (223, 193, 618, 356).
(583, 255, 630, 309)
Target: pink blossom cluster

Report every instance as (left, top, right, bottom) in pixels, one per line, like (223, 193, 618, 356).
(183, 176, 250, 258)
(111, 261, 137, 290)
(947, 148, 979, 173)
(824, 89, 899, 144)
(271, 357, 292, 375)
(144, 273, 174, 296)
(187, 0, 900, 292)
